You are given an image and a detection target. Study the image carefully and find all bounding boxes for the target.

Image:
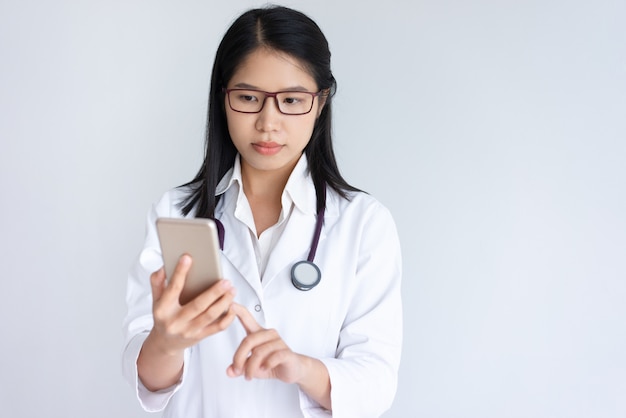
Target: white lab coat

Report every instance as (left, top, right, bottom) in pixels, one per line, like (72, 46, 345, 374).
(122, 156, 403, 418)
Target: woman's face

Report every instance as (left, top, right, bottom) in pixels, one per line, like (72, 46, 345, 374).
(225, 48, 324, 179)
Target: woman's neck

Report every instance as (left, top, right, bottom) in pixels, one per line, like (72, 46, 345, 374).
(240, 158, 298, 236)
(240, 164, 290, 201)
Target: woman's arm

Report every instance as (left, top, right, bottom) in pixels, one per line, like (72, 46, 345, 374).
(321, 202, 403, 417)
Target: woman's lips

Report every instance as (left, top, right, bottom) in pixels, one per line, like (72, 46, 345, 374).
(252, 142, 283, 156)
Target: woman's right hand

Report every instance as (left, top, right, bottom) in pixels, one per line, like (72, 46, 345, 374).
(137, 254, 236, 391)
(149, 254, 237, 353)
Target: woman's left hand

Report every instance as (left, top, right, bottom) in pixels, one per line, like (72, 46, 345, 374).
(227, 303, 332, 409)
(226, 303, 304, 383)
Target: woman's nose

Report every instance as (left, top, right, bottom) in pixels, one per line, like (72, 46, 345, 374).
(255, 97, 282, 131)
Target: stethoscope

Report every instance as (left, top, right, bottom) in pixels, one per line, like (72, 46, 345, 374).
(212, 185, 325, 291)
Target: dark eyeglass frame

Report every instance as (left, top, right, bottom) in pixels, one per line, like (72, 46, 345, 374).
(223, 88, 325, 115)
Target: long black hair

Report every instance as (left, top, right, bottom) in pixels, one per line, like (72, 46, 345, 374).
(180, 5, 360, 218)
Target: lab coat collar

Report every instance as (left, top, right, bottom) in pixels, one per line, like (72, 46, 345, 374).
(214, 188, 263, 294)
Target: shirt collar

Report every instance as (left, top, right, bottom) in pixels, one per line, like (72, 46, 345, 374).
(215, 156, 241, 196)
(215, 153, 316, 216)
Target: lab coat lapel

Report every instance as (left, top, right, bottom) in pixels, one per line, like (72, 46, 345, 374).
(262, 208, 327, 287)
(218, 212, 263, 295)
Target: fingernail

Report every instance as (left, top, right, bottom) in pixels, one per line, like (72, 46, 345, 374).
(221, 280, 232, 289)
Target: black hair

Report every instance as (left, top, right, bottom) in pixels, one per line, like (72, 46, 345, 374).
(179, 5, 360, 218)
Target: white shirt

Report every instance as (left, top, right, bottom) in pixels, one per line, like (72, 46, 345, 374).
(223, 156, 293, 277)
(122, 155, 403, 418)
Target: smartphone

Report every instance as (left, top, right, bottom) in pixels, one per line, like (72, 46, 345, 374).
(156, 217, 223, 305)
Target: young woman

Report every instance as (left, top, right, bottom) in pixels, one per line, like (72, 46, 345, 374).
(122, 6, 402, 417)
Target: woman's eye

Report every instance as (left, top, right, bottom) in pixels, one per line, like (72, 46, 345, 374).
(239, 94, 258, 102)
(283, 96, 302, 105)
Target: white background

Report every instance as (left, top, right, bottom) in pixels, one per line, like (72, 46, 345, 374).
(1, 1, 625, 417)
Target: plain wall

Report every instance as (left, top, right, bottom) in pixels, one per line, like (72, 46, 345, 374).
(1, 0, 625, 417)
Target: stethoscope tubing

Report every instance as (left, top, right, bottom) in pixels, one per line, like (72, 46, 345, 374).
(212, 183, 325, 291)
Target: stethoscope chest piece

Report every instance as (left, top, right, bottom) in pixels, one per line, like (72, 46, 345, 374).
(291, 260, 321, 291)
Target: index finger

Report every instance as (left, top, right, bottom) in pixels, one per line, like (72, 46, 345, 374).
(161, 254, 192, 305)
(232, 303, 263, 334)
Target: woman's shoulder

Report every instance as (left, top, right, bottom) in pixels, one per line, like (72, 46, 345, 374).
(150, 185, 195, 218)
(327, 188, 393, 220)
(325, 188, 399, 248)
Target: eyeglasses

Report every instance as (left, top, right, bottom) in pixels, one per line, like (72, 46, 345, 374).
(223, 88, 325, 115)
